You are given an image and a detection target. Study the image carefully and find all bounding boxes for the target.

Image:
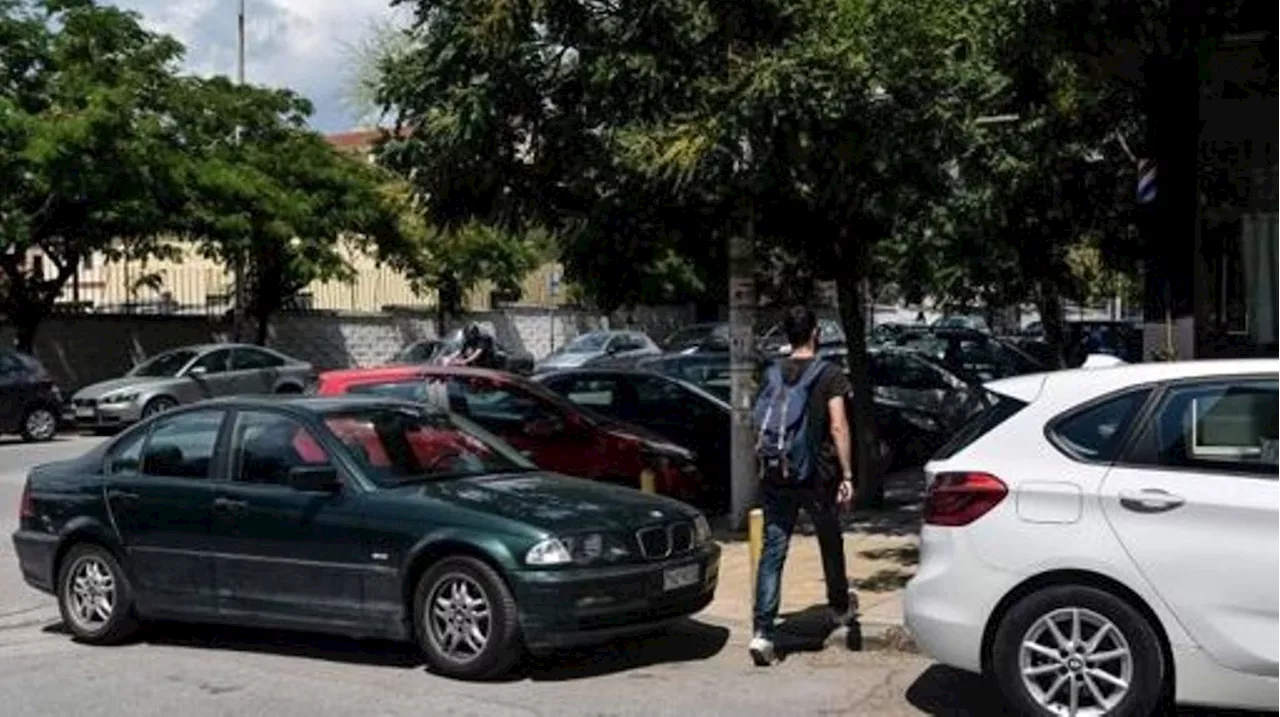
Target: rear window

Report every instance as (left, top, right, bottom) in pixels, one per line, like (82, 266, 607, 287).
(1047, 389, 1151, 463)
(931, 394, 1028, 460)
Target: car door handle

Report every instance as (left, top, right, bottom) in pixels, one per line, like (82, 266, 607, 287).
(106, 489, 139, 503)
(1118, 489, 1185, 514)
(212, 497, 248, 513)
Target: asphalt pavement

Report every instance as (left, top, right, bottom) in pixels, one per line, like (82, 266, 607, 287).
(0, 436, 1257, 717)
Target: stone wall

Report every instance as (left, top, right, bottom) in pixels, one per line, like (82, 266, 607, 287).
(0, 304, 697, 393)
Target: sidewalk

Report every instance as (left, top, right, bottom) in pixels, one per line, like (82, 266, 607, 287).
(699, 470, 924, 652)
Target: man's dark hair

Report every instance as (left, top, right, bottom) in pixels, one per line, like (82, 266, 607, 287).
(782, 305, 818, 348)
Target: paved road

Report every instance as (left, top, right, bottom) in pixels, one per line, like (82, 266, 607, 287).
(0, 438, 1260, 717)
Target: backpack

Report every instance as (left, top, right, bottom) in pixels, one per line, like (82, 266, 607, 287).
(752, 359, 827, 483)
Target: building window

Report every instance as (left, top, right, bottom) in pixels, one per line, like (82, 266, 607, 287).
(83, 254, 93, 271)
(1201, 217, 1249, 335)
(31, 255, 43, 279)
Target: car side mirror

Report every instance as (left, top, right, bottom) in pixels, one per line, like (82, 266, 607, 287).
(524, 416, 564, 438)
(288, 465, 342, 493)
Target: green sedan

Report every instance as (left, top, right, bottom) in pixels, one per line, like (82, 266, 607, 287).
(12, 395, 720, 680)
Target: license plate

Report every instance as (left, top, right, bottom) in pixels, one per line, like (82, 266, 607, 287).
(663, 564, 700, 592)
(75, 407, 94, 419)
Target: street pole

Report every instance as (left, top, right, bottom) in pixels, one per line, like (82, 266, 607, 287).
(728, 197, 758, 530)
(230, 0, 247, 341)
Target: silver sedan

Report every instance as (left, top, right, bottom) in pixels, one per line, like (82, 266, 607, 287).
(69, 343, 314, 430)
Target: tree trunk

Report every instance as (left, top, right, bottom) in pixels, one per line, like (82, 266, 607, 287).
(12, 309, 41, 354)
(1035, 280, 1069, 368)
(727, 206, 758, 529)
(436, 272, 460, 337)
(834, 271, 882, 510)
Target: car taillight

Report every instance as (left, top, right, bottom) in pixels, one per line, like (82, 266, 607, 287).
(923, 472, 1007, 527)
(19, 482, 35, 520)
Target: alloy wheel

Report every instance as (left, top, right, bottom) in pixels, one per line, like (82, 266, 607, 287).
(24, 408, 57, 441)
(427, 574, 491, 663)
(64, 556, 117, 633)
(1019, 606, 1133, 716)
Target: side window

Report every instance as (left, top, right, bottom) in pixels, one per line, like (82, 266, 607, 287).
(0, 351, 24, 375)
(634, 375, 685, 410)
(560, 377, 621, 410)
(1049, 389, 1152, 463)
(347, 380, 429, 403)
(1133, 379, 1278, 476)
(233, 411, 331, 486)
(452, 378, 553, 428)
(105, 429, 148, 475)
(189, 349, 231, 375)
(140, 410, 226, 480)
(232, 348, 285, 371)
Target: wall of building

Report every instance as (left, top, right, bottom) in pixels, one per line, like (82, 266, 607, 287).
(0, 304, 696, 393)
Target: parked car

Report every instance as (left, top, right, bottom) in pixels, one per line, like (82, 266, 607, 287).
(315, 365, 705, 507)
(635, 352, 740, 402)
(535, 330, 662, 373)
(12, 395, 719, 680)
(905, 359, 1278, 715)
(535, 369, 731, 514)
(867, 347, 990, 436)
(0, 349, 63, 442)
(893, 327, 1045, 380)
(757, 318, 847, 366)
(396, 329, 535, 375)
(69, 344, 314, 431)
(661, 323, 730, 353)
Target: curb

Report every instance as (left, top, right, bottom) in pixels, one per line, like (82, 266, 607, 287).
(700, 613, 919, 655)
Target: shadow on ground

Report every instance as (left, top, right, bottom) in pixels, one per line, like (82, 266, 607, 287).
(767, 605, 863, 659)
(44, 617, 729, 682)
(905, 665, 1272, 717)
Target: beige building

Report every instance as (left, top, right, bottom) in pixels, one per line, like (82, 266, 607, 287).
(33, 128, 564, 315)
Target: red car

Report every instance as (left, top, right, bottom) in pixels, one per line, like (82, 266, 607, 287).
(314, 365, 705, 505)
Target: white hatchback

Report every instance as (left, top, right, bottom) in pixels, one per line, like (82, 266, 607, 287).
(904, 359, 1278, 715)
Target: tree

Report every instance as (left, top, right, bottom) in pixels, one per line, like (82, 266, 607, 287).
(0, 0, 186, 350)
(173, 77, 410, 344)
(376, 0, 1000, 517)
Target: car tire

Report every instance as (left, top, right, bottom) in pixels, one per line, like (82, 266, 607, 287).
(140, 396, 177, 419)
(414, 555, 522, 681)
(275, 383, 302, 394)
(991, 585, 1164, 717)
(56, 543, 140, 645)
(20, 406, 58, 442)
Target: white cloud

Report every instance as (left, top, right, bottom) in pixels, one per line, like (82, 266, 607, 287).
(107, 0, 399, 131)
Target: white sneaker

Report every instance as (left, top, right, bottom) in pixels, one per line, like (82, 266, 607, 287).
(748, 633, 776, 666)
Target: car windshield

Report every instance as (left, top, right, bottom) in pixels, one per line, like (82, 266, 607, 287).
(322, 406, 535, 487)
(561, 332, 610, 353)
(130, 349, 198, 377)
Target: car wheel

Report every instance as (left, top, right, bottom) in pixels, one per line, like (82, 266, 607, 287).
(991, 585, 1164, 717)
(141, 396, 177, 419)
(414, 555, 522, 680)
(56, 544, 139, 645)
(20, 406, 58, 442)
(275, 383, 302, 394)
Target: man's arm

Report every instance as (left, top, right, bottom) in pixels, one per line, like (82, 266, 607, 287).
(827, 396, 854, 482)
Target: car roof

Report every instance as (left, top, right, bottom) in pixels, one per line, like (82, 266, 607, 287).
(534, 367, 730, 407)
(197, 394, 413, 413)
(988, 358, 1279, 404)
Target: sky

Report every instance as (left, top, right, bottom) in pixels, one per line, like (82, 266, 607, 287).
(108, 0, 399, 133)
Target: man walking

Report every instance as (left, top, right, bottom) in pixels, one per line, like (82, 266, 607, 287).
(749, 306, 856, 666)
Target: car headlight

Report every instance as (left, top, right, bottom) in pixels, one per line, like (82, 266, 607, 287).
(525, 533, 632, 567)
(693, 514, 711, 545)
(99, 393, 139, 405)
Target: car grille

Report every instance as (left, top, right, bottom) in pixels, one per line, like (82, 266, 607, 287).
(636, 521, 696, 560)
(73, 398, 96, 408)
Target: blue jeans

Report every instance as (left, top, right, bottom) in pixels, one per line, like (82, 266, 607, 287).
(752, 481, 850, 637)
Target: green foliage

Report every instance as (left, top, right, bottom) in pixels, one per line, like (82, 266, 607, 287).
(171, 77, 409, 342)
(0, 0, 186, 348)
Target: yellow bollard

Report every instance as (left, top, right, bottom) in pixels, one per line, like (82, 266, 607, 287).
(747, 508, 764, 614)
(639, 468, 656, 494)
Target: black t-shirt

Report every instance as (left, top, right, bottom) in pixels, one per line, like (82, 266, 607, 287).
(466, 334, 498, 368)
(776, 357, 851, 485)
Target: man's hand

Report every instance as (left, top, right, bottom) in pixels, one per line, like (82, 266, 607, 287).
(837, 478, 855, 508)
